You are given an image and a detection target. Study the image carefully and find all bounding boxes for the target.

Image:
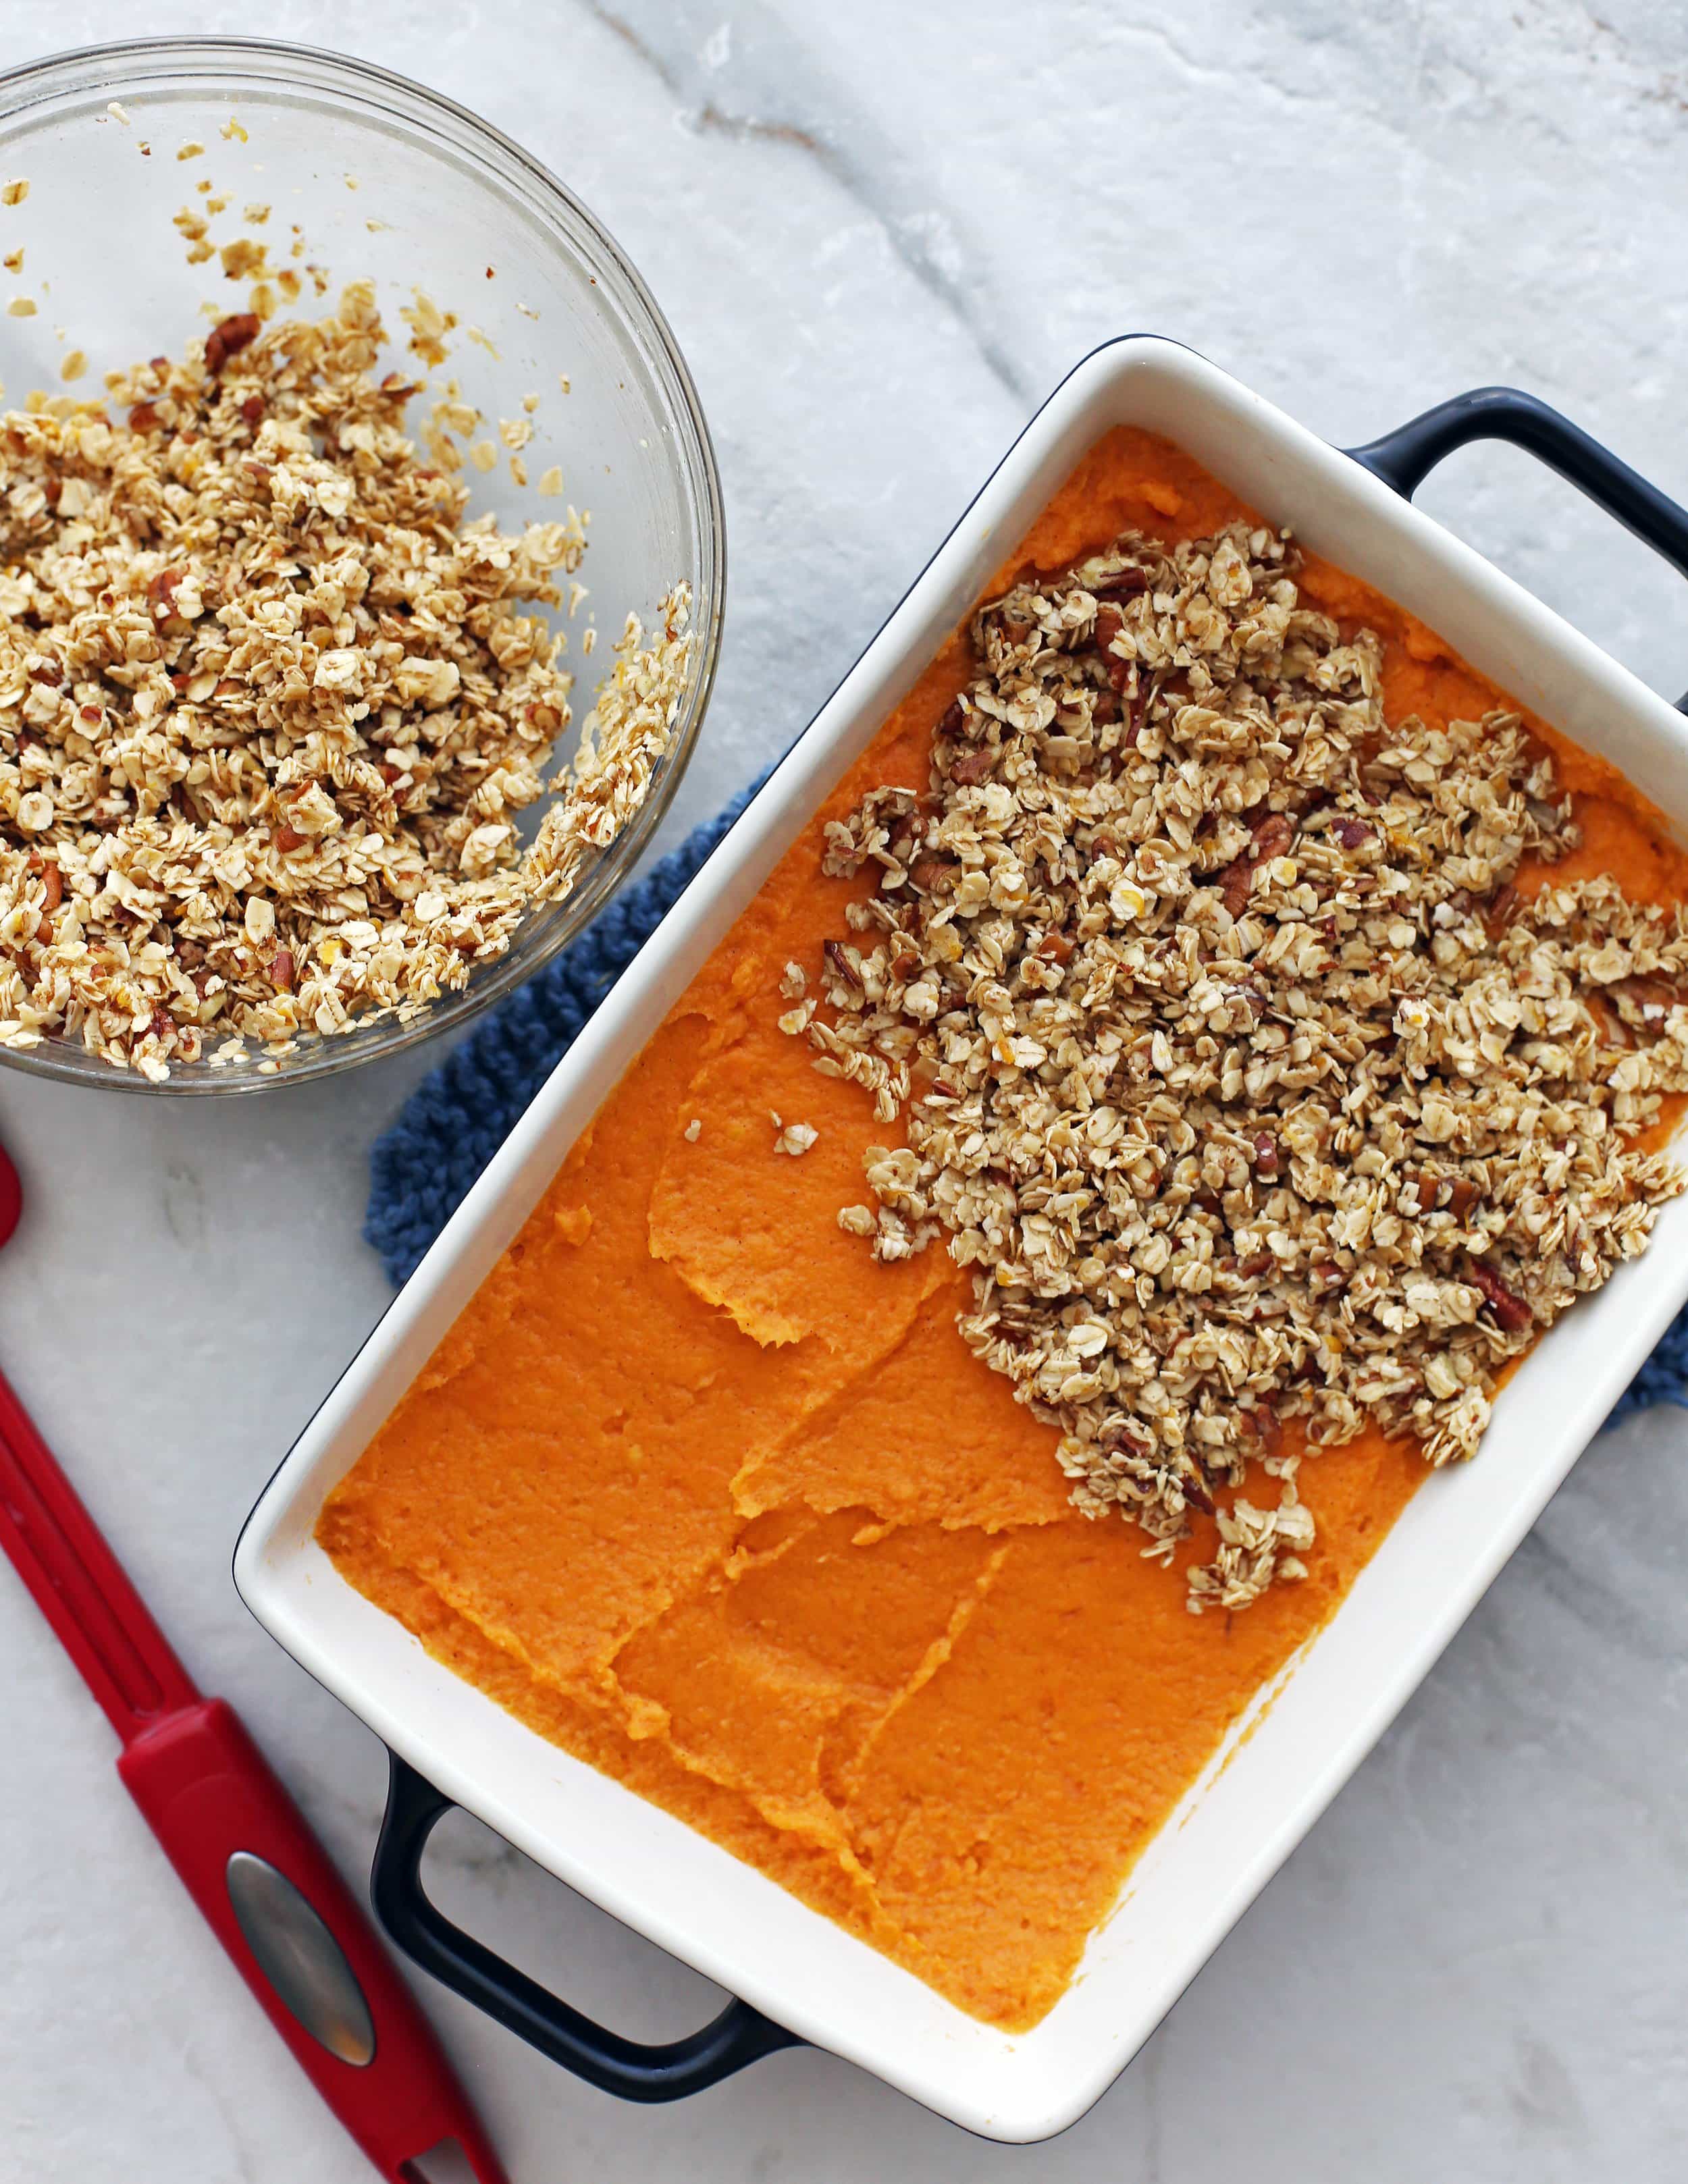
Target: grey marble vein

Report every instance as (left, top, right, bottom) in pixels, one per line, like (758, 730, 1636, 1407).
(583, 0, 1038, 404)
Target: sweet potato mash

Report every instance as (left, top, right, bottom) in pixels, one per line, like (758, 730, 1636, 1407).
(321, 431, 1688, 2031)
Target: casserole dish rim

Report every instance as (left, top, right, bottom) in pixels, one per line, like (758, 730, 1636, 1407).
(236, 332, 1688, 2140)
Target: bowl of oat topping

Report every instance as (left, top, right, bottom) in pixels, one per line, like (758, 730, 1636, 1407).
(0, 36, 722, 1089)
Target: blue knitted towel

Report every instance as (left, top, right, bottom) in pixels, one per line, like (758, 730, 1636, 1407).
(364, 780, 1688, 1427)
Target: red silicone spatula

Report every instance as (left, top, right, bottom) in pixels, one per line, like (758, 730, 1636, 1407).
(0, 1135, 508, 2184)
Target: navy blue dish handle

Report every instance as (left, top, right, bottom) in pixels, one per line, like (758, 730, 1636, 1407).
(371, 1753, 801, 2101)
(367, 385, 1688, 2110)
(1346, 385, 1688, 713)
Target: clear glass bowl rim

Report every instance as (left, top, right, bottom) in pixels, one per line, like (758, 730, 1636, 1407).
(0, 32, 726, 1094)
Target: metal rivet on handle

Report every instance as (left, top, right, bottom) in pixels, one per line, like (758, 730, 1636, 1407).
(225, 1851, 377, 2066)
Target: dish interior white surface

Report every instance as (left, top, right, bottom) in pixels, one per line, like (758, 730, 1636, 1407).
(236, 338, 1688, 2141)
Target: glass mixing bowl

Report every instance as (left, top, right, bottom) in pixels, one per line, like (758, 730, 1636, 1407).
(0, 36, 723, 1093)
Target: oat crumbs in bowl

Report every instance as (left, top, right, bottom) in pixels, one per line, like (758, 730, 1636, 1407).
(0, 285, 691, 1081)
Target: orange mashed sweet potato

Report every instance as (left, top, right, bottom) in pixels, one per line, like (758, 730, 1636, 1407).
(321, 431, 1688, 2032)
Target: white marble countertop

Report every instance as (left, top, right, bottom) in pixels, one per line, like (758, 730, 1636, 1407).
(3, 3, 1688, 2178)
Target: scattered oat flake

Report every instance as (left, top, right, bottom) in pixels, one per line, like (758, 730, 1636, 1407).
(683, 1118, 702, 1142)
(509, 455, 527, 487)
(59, 350, 85, 382)
(522, 392, 542, 413)
(107, 103, 130, 125)
(221, 116, 248, 142)
(244, 202, 271, 223)
(537, 465, 563, 498)
(177, 140, 205, 161)
(470, 440, 498, 473)
(776, 1121, 819, 1156)
(558, 373, 571, 394)
(2, 250, 21, 274)
(400, 288, 456, 366)
(499, 416, 531, 451)
(7, 297, 35, 317)
(1, 180, 28, 207)
(365, 219, 388, 234)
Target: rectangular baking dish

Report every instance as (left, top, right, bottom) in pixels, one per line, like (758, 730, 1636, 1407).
(235, 338, 1688, 2143)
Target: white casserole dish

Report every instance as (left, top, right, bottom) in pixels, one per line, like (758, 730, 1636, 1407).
(236, 337, 1688, 2143)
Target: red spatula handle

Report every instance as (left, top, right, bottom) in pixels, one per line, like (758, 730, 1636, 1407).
(119, 1699, 508, 2184)
(0, 1362, 199, 1742)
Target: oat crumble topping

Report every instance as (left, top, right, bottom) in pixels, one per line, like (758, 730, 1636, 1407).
(796, 522, 1688, 1610)
(0, 284, 692, 1079)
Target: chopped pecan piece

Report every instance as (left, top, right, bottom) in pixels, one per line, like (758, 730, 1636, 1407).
(1608, 974, 1681, 1033)
(1219, 809, 1296, 917)
(949, 745, 995, 787)
(34, 858, 61, 913)
(1485, 882, 1521, 935)
(908, 853, 956, 895)
(1468, 1258, 1533, 1333)
(1093, 566, 1151, 601)
(1219, 855, 1255, 919)
(204, 312, 261, 374)
(1251, 809, 1295, 862)
(822, 938, 862, 989)
(1178, 1464, 1215, 1516)
(147, 566, 184, 622)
